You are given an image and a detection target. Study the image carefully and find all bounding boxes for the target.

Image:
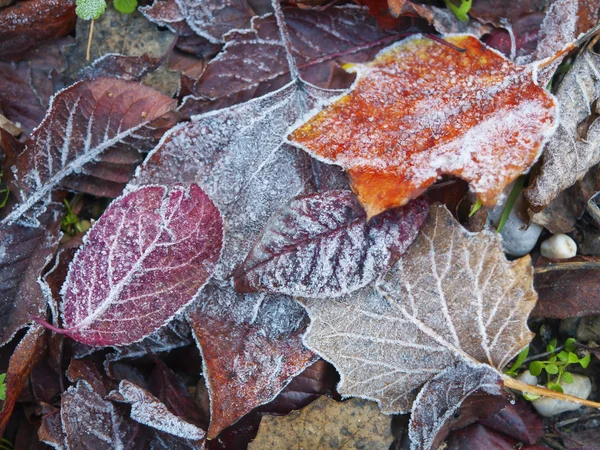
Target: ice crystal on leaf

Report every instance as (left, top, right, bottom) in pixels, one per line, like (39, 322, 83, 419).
(300, 205, 537, 414)
(290, 34, 558, 218)
(58, 184, 223, 347)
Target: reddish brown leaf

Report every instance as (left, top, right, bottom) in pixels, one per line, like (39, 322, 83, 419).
(58, 184, 223, 346)
(290, 35, 558, 218)
(479, 399, 544, 444)
(181, 6, 406, 115)
(234, 191, 428, 297)
(447, 423, 548, 450)
(66, 357, 115, 397)
(141, 0, 195, 36)
(0, 323, 46, 435)
(0, 206, 61, 347)
(0, 0, 76, 60)
(531, 256, 600, 319)
(386, 0, 432, 20)
(469, 0, 544, 25)
(38, 403, 66, 449)
(3, 77, 177, 224)
(187, 282, 317, 439)
(80, 54, 161, 81)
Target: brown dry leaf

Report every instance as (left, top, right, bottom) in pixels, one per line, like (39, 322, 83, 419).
(386, 0, 433, 20)
(300, 205, 537, 413)
(290, 34, 557, 218)
(0, 323, 46, 435)
(248, 396, 393, 450)
(525, 49, 600, 211)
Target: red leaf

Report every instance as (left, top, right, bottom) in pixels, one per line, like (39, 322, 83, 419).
(447, 423, 548, 450)
(479, 399, 544, 444)
(58, 184, 223, 346)
(3, 77, 177, 224)
(0, 0, 76, 60)
(187, 282, 317, 439)
(234, 191, 428, 297)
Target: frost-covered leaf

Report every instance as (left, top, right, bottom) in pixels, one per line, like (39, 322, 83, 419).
(80, 54, 160, 81)
(526, 0, 600, 85)
(0, 206, 61, 347)
(76, 0, 107, 20)
(290, 34, 558, 218)
(234, 191, 428, 298)
(61, 380, 132, 450)
(248, 396, 393, 450)
(525, 49, 600, 210)
(140, 0, 194, 35)
(300, 205, 537, 413)
(58, 184, 223, 346)
(175, 0, 254, 43)
(134, 84, 335, 280)
(182, 6, 403, 114)
(0, 323, 46, 435)
(409, 361, 506, 450)
(4, 78, 177, 225)
(111, 380, 206, 441)
(38, 403, 66, 450)
(187, 281, 317, 438)
(0, 0, 76, 59)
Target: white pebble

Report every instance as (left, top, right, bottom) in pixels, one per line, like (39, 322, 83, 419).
(516, 370, 538, 386)
(531, 374, 592, 417)
(540, 234, 577, 259)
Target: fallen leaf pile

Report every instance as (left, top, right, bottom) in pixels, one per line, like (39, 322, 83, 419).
(1, 0, 600, 449)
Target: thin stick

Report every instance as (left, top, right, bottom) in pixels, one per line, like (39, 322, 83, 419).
(504, 376, 600, 409)
(536, 22, 600, 70)
(86, 19, 95, 62)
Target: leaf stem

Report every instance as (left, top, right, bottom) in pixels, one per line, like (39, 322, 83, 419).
(29, 315, 68, 335)
(86, 19, 95, 62)
(503, 376, 600, 409)
(496, 176, 524, 233)
(271, 0, 298, 80)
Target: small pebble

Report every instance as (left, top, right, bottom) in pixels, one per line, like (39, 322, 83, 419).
(531, 374, 592, 417)
(540, 234, 577, 259)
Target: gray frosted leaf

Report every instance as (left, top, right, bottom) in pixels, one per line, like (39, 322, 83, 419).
(111, 380, 206, 442)
(134, 80, 340, 279)
(300, 205, 536, 413)
(4, 77, 177, 226)
(61, 380, 126, 450)
(234, 190, 428, 298)
(408, 361, 505, 450)
(175, 0, 254, 43)
(526, 49, 600, 210)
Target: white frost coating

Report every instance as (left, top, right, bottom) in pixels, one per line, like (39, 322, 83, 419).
(408, 361, 504, 450)
(540, 233, 577, 259)
(527, 50, 600, 208)
(61, 380, 124, 450)
(175, 0, 253, 43)
(115, 380, 205, 440)
(300, 205, 537, 413)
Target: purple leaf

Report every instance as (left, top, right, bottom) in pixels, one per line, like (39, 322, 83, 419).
(3, 77, 177, 225)
(234, 191, 428, 297)
(57, 184, 223, 347)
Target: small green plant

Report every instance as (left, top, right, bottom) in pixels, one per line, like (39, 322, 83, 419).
(0, 373, 6, 401)
(0, 438, 13, 450)
(506, 339, 591, 398)
(0, 171, 10, 209)
(444, 0, 472, 22)
(61, 197, 92, 236)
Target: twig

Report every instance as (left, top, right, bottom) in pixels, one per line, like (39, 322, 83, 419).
(504, 376, 600, 409)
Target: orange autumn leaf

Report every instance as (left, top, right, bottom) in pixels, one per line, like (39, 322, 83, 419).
(290, 34, 558, 218)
